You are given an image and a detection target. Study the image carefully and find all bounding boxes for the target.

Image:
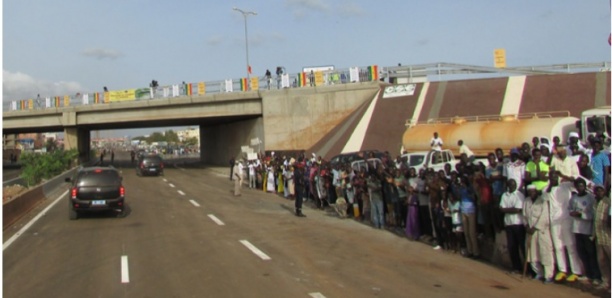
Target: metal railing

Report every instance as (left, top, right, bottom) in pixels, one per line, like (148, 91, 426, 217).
(3, 65, 378, 112)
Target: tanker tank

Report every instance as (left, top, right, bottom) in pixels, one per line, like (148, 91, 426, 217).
(402, 112, 579, 157)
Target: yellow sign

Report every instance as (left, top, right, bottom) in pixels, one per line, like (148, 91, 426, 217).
(108, 89, 137, 102)
(104, 92, 110, 103)
(494, 48, 506, 68)
(198, 82, 206, 95)
(28, 99, 33, 110)
(251, 77, 259, 90)
(314, 71, 324, 86)
(64, 95, 70, 107)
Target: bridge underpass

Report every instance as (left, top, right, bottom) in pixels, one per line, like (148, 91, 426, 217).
(3, 82, 381, 165)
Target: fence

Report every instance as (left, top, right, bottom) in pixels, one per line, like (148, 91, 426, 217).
(4, 65, 380, 112)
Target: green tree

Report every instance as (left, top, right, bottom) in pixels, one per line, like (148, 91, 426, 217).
(184, 137, 199, 146)
(45, 138, 59, 152)
(20, 149, 79, 186)
(164, 130, 180, 143)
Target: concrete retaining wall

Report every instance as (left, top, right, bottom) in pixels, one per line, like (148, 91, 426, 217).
(3, 167, 77, 230)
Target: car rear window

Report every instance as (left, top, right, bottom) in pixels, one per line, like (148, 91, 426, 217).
(76, 170, 121, 186)
(143, 156, 163, 162)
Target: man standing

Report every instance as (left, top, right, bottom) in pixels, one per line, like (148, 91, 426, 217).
(367, 171, 384, 229)
(233, 161, 243, 196)
(591, 138, 611, 190)
(503, 148, 525, 191)
(248, 161, 256, 189)
(294, 165, 306, 217)
(550, 145, 579, 183)
(499, 179, 526, 274)
(430, 132, 443, 151)
(593, 185, 611, 289)
(229, 157, 235, 181)
(569, 178, 601, 284)
(486, 152, 505, 233)
(523, 185, 554, 283)
(525, 149, 549, 191)
(543, 171, 584, 282)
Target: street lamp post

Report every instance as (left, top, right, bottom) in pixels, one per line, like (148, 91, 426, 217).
(233, 7, 257, 91)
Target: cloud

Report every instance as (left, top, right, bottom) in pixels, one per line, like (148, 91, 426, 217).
(81, 48, 123, 60)
(3, 70, 86, 102)
(337, 2, 366, 17)
(206, 35, 224, 47)
(285, 0, 331, 18)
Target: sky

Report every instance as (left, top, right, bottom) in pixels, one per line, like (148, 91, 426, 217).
(2, 0, 611, 137)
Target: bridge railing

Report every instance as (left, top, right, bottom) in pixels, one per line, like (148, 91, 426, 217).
(3, 65, 380, 112)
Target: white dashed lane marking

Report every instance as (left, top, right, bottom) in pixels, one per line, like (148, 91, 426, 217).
(121, 255, 130, 283)
(177, 190, 185, 196)
(207, 214, 225, 226)
(189, 200, 200, 207)
(309, 293, 327, 298)
(169, 183, 175, 188)
(239, 240, 271, 261)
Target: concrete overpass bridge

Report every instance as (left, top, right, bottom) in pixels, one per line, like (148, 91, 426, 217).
(3, 82, 381, 164)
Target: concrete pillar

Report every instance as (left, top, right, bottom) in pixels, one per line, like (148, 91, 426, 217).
(64, 127, 91, 164)
(200, 117, 264, 166)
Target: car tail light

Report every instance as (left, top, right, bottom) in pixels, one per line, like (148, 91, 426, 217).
(120, 186, 125, 197)
(160, 162, 164, 169)
(71, 187, 78, 199)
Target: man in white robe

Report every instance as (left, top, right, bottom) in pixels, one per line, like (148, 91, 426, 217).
(523, 185, 554, 283)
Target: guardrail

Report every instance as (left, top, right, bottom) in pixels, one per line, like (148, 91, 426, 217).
(4, 65, 379, 112)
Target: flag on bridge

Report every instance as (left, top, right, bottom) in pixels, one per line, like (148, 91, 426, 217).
(54, 96, 61, 107)
(186, 83, 193, 96)
(64, 95, 70, 107)
(368, 65, 378, 81)
(93, 92, 100, 104)
(240, 78, 248, 91)
(297, 72, 307, 87)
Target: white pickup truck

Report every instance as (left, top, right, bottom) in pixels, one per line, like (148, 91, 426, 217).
(401, 149, 489, 173)
(401, 150, 457, 173)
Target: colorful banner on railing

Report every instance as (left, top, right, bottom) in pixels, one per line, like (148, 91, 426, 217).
(186, 83, 193, 96)
(198, 82, 206, 95)
(108, 89, 137, 102)
(368, 65, 378, 81)
(297, 72, 307, 87)
(251, 77, 259, 90)
(240, 78, 248, 91)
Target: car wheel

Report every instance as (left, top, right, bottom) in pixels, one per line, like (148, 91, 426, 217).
(116, 208, 126, 218)
(69, 204, 78, 220)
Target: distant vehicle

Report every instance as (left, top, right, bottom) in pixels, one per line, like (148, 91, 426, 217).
(351, 158, 384, 173)
(136, 154, 164, 176)
(65, 166, 125, 220)
(401, 150, 457, 173)
(330, 150, 383, 167)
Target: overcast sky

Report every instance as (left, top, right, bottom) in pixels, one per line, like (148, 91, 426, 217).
(3, 0, 610, 137)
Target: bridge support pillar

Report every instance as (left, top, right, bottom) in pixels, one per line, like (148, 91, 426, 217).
(200, 118, 264, 166)
(64, 127, 91, 164)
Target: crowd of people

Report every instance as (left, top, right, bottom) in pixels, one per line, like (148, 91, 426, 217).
(229, 131, 611, 291)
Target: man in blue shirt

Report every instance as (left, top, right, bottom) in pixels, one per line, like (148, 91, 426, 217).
(591, 138, 610, 189)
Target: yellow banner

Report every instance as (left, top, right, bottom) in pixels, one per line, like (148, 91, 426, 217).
(315, 71, 324, 86)
(198, 82, 206, 95)
(64, 95, 70, 107)
(251, 77, 259, 90)
(28, 99, 33, 110)
(104, 92, 109, 103)
(108, 89, 137, 102)
(494, 48, 506, 68)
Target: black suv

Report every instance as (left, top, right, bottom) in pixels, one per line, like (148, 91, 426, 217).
(65, 166, 125, 220)
(136, 154, 164, 176)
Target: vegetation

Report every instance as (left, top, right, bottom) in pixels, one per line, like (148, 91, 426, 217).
(133, 129, 181, 144)
(20, 149, 79, 187)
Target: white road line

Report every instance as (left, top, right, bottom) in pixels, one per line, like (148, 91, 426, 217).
(177, 190, 185, 196)
(3, 190, 68, 251)
(189, 200, 200, 207)
(163, 178, 168, 182)
(168, 183, 175, 188)
(239, 240, 271, 260)
(309, 293, 327, 298)
(121, 255, 130, 283)
(207, 214, 225, 226)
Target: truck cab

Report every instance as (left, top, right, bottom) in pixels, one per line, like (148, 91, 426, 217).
(578, 106, 611, 141)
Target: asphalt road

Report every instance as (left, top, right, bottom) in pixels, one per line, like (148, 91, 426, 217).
(2, 158, 597, 297)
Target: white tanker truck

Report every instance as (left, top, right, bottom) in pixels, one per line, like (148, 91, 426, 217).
(400, 107, 610, 171)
